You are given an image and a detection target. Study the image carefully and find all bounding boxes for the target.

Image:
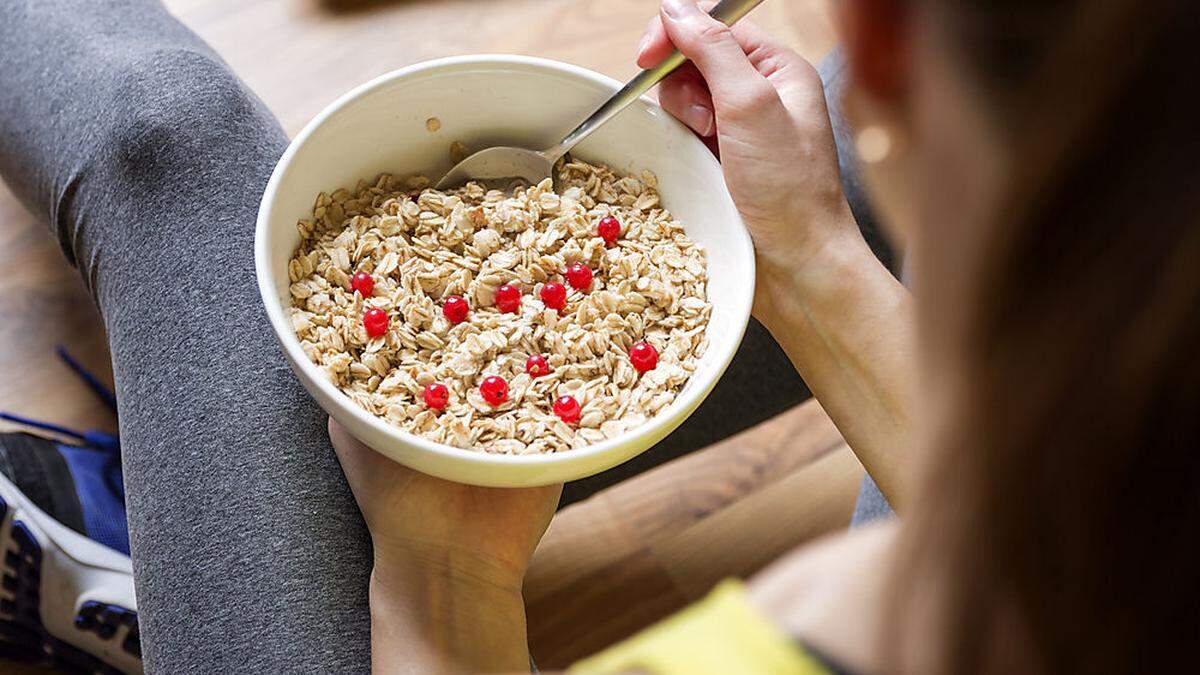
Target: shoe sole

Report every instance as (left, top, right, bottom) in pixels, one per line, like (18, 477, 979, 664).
(0, 473, 142, 674)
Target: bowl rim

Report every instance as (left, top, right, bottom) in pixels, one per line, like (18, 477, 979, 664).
(255, 53, 755, 468)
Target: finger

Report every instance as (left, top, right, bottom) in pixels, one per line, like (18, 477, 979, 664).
(657, 67, 716, 137)
(327, 417, 369, 488)
(327, 417, 358, 456)
(728, 20, 812, 77)
(637, 0, 717, 68)
(728, 21, 823, 111)
(658, 0, 782, 121)
(636, 15, 673, 68)
(328, 417, 364, 469)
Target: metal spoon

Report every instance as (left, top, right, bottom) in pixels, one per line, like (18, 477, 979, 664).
(435, 0, 765, 190)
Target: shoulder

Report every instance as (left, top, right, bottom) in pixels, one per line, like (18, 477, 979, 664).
(746, 522, 899, 675)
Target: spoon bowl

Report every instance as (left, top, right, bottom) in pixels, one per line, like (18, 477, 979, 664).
(435, 145, 555, 190)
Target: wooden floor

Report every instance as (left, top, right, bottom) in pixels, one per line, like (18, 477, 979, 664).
(0, 0, 856, 672)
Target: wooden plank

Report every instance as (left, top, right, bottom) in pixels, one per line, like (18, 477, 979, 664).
(652, 445, 861, 600)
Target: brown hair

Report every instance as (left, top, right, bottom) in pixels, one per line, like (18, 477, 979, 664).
(895, 1, 1200, 673)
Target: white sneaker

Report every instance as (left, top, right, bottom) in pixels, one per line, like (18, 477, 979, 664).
(1, 471, 142, 674)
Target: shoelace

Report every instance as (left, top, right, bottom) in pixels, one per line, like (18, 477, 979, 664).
(55, 345, 118, 413)
(0, 346, 119, 453)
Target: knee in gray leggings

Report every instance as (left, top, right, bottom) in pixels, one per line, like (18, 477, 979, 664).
(103, 48, 279, 182)
(45, 46, 287, 280)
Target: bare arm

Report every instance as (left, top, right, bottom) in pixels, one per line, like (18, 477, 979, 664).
(747, 523, 899, 675)
(328, 420, 558, 673)
(756, 238, 915, 507)
(641, 0, 915, 507)
(369, 561, 531, 673)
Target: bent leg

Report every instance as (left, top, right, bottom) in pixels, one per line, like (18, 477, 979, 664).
(0, 2, 371, 672)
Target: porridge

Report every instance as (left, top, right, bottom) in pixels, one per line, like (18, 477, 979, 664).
(287, 159, 711, 454)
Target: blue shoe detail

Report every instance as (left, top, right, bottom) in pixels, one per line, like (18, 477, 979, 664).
(99, 606, 126, 626)
(122, 631, 141, 659)
(0, 431, 129, 557)
(8, 523, 43, 625)
(58, 444, 129, 556)
(72, 599, 139, 647)
(3, 446, 139, 673)
(0, 349, 132, 668)
(2, 517, 45, 664)
(11, 521, 41, 561)
(3, 510, 139, 673)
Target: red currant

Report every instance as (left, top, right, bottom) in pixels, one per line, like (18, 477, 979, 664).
(350, 272, 375, 297)
(597, 216, 621, 246)
(480, 376, 509, 406)
(564, 263, 593, 291)
(443, 295, 469, 324)
(540, 282, 567, 311)
(423, 382, 450, 410)
(630, 341, 659, 373)
(553, 395, 581, 424)
(495, 284, 522, 314)
(526, 354, 552, 378)
(363, 308, 389, 338)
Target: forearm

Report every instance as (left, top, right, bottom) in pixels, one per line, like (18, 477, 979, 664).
(756, 230, 916, 509)
(370, 561, 531, 674)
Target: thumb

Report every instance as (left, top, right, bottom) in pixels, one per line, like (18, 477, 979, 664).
(659, 0, 778, 119)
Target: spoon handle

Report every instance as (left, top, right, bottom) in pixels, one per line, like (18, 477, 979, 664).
(545, 0, 767, 162)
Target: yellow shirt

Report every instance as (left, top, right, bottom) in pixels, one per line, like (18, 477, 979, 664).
(568, 580, 832, 675)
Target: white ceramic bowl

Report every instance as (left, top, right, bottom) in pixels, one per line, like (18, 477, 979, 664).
(256, 55, 754, 487)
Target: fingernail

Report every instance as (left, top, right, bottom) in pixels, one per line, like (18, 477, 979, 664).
(663, 0, 701, 20)
(683, 104, 715, 137)
(636, 34, 651, 60)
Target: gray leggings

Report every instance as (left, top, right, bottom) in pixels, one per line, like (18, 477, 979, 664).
(0, 1, 891, 672)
